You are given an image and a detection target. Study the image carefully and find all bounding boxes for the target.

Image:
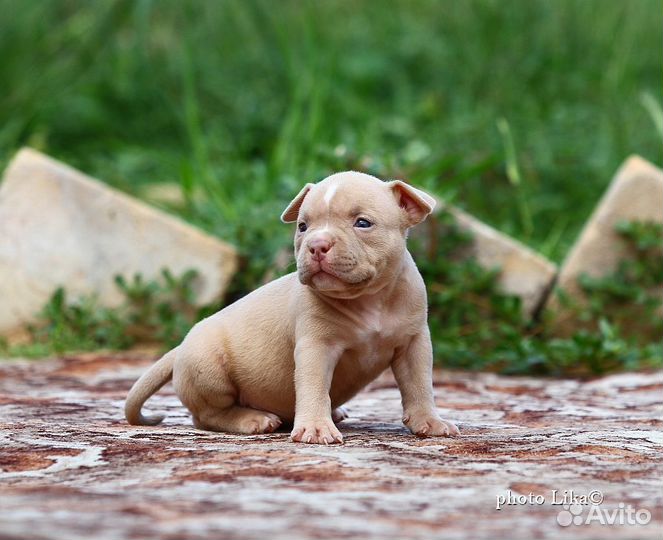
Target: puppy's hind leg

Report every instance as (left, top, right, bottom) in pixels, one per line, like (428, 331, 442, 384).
(195, 406, 282, 434)
(174, 350, 281, 435)
(332, 407, 349, 424)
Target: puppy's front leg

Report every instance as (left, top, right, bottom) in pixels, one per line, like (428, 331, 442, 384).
(291, 339, 344, 445)
(392, 327, 459, 437)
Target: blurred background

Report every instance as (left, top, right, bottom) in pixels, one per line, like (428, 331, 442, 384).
(2, 0, 661, 255)
(1, 0, 661, 373)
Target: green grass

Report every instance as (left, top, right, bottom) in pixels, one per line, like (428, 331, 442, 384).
(0, 1, 661, 372)
(1, 0, 661, 264)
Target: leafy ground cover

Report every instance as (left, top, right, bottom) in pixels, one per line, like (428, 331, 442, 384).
(3, 219, 660, 377)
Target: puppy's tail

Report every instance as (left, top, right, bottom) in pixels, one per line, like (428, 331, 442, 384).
(125, 349, 176, 426)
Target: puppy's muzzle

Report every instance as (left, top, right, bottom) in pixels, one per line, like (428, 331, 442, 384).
(308, 237, 333, 262)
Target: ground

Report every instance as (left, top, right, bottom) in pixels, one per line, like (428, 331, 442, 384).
(0, 353, 661, 540)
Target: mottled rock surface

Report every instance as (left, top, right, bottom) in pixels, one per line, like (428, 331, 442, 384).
(0, 354, 661, 540)
(0, 148, 237, 339)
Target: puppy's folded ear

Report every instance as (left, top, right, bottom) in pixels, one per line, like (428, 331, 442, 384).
(281, 183, 314, 223)
(389, 180, 437, 226)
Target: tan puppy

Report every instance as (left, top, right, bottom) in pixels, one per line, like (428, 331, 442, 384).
(125, 171, 459, 444)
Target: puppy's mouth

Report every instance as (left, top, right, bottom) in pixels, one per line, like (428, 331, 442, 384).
(311, 269, 343, 286)
(305, 261, 344, 282)
(298, 259, 373, 289)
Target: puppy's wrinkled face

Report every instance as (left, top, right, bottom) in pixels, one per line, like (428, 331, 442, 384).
(281, 172, 435, 298)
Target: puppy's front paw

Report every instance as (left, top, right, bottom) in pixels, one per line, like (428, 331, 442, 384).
(403, 411, 459, 438)
(291, 417, 344, 444)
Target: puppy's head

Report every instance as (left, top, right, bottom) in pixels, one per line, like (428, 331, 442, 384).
(281, 171, 435, 298)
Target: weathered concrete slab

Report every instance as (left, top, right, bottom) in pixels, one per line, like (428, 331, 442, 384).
(0, 148, 238, 338)
(413, 203, 557, 318)
(0, 354, 660, 540)
(552, 155, 663, 305)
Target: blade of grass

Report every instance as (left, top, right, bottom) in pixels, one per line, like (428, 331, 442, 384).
(180, 38, 235, 220)
(640, 91, 663, 143)
(497, 117, 533, 239)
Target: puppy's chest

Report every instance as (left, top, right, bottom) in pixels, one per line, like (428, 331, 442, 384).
(343, 308, 406, 362)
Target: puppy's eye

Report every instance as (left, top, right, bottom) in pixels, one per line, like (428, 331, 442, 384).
(354, 218, 373, 229)
(298, 222, 308, 233)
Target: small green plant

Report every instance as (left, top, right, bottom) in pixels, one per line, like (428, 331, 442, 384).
(0, 269, 217, 358)
(572, 221, 663, 342)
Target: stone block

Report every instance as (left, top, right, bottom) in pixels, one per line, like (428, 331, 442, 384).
(553, 155, 663, 301)
(0, 148, 237, 338)
(413, 203, 557, 318)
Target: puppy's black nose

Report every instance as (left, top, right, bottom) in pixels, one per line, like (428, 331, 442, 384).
(308, 238, 332, 261)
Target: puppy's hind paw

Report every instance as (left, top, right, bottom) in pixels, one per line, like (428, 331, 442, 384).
(241, 412, 283, 434)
